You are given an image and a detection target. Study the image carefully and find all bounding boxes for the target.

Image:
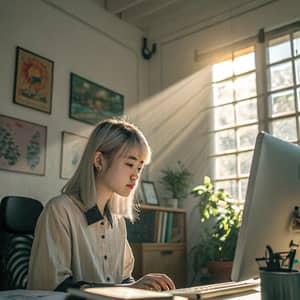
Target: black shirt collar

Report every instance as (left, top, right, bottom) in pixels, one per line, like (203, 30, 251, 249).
(85, 203, 113, 227)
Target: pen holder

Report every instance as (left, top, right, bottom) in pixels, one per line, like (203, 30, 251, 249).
(260, 270, 300, 300)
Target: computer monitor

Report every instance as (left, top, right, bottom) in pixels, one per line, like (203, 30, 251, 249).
(231, 131, 300, 281)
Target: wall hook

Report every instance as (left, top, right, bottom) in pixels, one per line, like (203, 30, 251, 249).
(142, 37, 156, 60)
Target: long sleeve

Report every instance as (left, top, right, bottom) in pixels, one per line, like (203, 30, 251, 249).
(27, 200, 72, 290)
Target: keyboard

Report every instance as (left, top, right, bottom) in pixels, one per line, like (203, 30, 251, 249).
(167, 279, 260, 299)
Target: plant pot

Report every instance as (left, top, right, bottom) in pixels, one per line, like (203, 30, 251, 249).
(164, 198, 178, 208)
(207, 260, 233, 283)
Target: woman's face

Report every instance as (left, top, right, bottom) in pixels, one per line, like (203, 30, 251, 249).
(97, 145, 146, 197)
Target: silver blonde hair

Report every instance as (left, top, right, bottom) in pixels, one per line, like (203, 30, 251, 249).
(62, 118, 151, 219)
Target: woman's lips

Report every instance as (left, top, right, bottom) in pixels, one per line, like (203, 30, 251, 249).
(127, 183, 135, 189)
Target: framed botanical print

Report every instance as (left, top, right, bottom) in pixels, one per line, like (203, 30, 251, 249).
(69, 73, 124, 125)
(60, 131, 87, 179)
(13, 46, 54, 113)
(0, 114, 47, 175)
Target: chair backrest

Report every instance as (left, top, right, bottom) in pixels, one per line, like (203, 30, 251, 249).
(0, 196, 43, 290)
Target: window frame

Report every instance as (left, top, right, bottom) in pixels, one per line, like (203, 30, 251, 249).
(208, 20, 300, 203)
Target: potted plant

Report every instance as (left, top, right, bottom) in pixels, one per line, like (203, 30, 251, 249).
(159, 160, 192, 208)
(190, 176, 242, 284)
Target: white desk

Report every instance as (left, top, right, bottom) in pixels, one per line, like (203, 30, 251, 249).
(0, 290, 66, 300)
(0, 289, 261, 300)
(210, 290, 260, 299)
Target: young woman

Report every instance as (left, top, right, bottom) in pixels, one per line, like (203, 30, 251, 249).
(27, 119, 175, 292)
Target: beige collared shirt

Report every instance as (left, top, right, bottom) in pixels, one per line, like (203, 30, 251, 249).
(27, 194, 134, 290)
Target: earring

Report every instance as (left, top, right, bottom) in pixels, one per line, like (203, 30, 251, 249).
(95, 165, 102, 176)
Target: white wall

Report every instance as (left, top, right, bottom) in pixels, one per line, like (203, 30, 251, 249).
(0, 0, 148, 204)
(150, 0, 300, 92)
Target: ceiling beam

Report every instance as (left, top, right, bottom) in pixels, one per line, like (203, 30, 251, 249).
(106, 0, 146, 14)
(120, 0, 182, 22)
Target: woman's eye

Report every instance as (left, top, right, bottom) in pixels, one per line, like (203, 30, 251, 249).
(126, 163, 133, 167)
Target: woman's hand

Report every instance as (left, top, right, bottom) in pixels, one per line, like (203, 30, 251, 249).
(129, 273, 176, 291)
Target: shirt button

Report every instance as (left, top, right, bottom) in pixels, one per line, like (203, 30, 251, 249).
(104, 255, 107, 260)
(101, 235, 105, 239)
(106, 277, 110, 282)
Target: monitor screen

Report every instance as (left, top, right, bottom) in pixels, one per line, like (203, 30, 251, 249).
(231, 132, 300, 281)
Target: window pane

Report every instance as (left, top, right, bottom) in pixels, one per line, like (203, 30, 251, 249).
(213, 80, 234, 105)
(236, 99, 257, 124)
(269, 89, 295, 117)
(214, 105, 235, 129)
(215, 129, 236, 153)
(271, 117, 297, 142)
(234, 72, 256, 100)
(268, 62, 293, 91)
(213, 59, 233, 81)
(215, 180, 238, 200)
(215, 155, 236, 179)
(240, 179, 248, 202)
(234, 52, 255, 75)
(293, 31, 300, 56)
(237, 125, 258, 150)
(267, 35, 291, 64)
(295, 58, 300, 85)
(238, 151, 253, 176)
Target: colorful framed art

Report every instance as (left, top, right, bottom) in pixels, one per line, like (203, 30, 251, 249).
(13, 47, 54, 114)
(60, 131, 87, 179)
(0, 114, 47, 175)
(69, 73, 124, 125)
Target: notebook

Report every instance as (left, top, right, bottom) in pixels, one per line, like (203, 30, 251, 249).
(68, 287, 174, 300)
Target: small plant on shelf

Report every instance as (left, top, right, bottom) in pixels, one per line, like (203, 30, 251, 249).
(159, 160, 192, 207)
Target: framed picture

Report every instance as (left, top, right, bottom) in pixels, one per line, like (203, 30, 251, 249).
(69, 73, 124, 125)
(141, 181, 159, 205)
(0, 114, 47, 175)
(13, 47, 54, 114)
(60, 131, 87, 179)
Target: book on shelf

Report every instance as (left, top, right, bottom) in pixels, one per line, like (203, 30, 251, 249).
(165, 212, 173, 243)
(155, 211, 162, 242)
(160, 212, 168, 243)
(68, 287, 173, 300)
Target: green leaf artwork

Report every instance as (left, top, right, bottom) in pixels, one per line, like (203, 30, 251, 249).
(0, 115, 46, 175)
(0, 127, 21, 165)
(27, 131, 41, 169)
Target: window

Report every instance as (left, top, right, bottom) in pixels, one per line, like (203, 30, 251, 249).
(267, 31, 300, 142)
(211, 47, 258, 202)
(211, 22, 300, 202)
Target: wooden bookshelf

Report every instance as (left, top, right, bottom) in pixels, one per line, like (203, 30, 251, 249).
(139, 204, 186, 213)
(126, 204, 187, 288)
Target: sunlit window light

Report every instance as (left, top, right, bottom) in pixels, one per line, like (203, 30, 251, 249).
(212, 47, 257, 203)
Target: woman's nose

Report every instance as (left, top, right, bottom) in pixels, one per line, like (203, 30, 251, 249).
(130, 174, 138, 181)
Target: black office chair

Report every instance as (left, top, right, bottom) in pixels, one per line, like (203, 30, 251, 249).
(0, 196, 43, 290)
